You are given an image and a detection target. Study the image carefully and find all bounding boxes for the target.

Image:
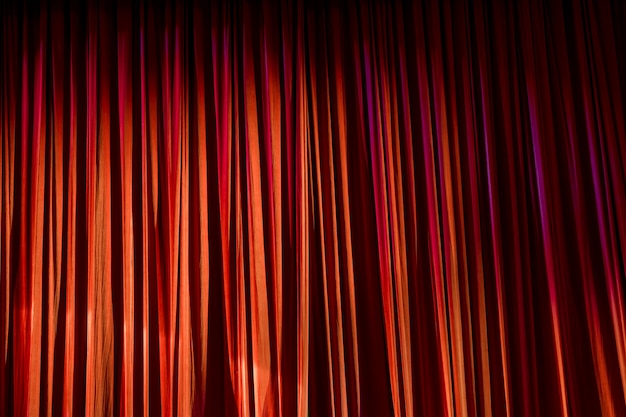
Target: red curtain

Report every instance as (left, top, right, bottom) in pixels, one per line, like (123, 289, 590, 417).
(1, 0, 626, 416)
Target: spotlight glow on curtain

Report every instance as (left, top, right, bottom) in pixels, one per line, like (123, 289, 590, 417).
(1, 0, 626, 416)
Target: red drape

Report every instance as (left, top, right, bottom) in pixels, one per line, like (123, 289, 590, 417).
(1, 0, 626, 416)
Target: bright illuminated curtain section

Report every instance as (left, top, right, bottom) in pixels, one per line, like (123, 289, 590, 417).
(1, 0, 626, 416)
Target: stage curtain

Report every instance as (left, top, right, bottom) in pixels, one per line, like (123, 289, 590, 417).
(1, 0, 626, 416)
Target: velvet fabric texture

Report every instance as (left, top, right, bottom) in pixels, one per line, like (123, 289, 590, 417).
(1, 0, 626, 416)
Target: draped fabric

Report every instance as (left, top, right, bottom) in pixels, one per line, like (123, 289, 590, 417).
(1, 0, 626, 416)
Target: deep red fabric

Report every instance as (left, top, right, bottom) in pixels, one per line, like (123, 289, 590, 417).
(1, 0, 626, 416)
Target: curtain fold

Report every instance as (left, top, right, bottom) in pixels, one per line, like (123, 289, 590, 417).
(1, 0, 625, 415)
